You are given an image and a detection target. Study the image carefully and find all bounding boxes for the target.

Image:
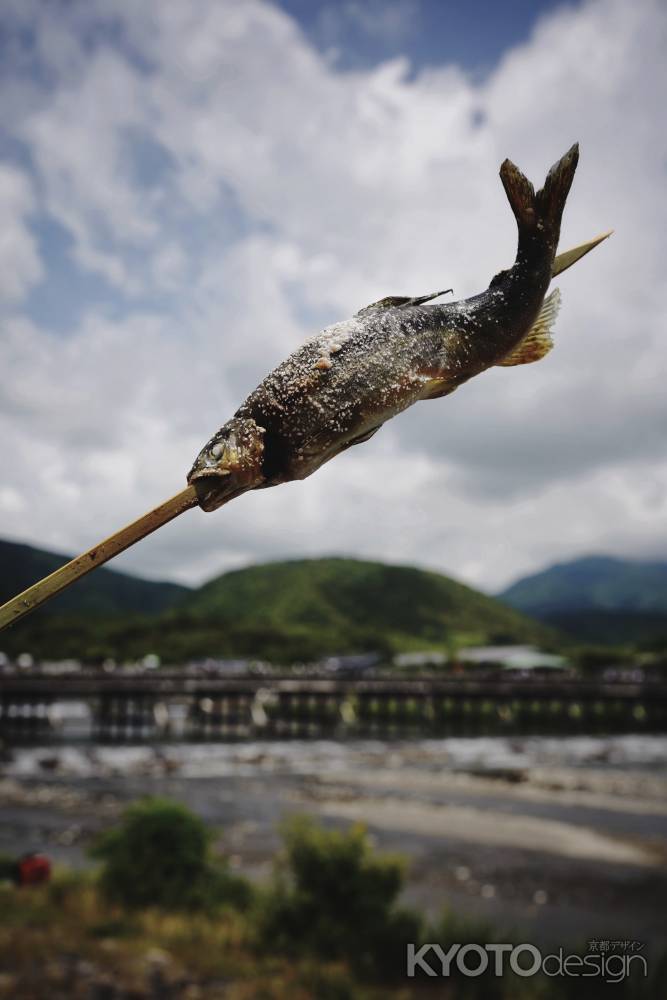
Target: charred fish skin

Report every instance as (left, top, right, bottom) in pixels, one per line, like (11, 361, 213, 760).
(189, 144, 581, 512)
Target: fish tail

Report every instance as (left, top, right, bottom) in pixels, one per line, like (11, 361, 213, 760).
(537, 143, 579, 237)
(500, 143, 579, 250)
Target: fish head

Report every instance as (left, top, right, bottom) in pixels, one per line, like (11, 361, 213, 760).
(187, 417, 265, 512)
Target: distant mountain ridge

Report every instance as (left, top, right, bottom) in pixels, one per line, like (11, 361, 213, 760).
(0, 538, 190, 617)
(8, 539, 667, 656)
(499, 554, 667, 613)
(498, 554, 667, 644)
(0, 542, 553, 661)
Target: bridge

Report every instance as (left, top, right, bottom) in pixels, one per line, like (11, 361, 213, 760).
(1, 672, 665, 741)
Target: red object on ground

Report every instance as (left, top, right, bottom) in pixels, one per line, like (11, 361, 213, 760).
(17, 853, 51, 886)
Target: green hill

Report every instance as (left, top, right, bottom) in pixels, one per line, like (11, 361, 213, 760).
(498, 555, 667, 644)
(0, 538, 190, 617)
(0, 550, 555, 663)
(178, 556, 556, 659)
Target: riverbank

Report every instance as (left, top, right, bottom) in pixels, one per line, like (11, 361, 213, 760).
(1, 735, 666, 955)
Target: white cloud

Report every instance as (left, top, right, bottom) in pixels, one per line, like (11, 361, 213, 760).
(0, 165, 43, 301)
(0, 0, 665, 594)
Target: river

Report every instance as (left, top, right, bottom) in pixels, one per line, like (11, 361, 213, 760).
(1, 733, 666, 955)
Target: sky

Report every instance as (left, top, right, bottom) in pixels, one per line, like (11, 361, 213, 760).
(0, 0, 665, 594)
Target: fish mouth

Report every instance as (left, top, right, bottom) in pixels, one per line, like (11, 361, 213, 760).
(188, 468, 241, 512)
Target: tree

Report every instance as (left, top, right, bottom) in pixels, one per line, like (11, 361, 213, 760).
(256, 816, 421, 979)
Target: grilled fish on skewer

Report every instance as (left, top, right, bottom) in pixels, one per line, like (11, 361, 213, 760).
(0, 144, 610, 631)
(189, 143, 610, 512)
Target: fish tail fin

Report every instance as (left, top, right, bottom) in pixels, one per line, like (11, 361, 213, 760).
(500, 143, 579, 249)
(536, 143, 579, 236)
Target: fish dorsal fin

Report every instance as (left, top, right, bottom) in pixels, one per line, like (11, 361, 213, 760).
(356, 296, 413, 316)
(497, 288, 561, 367)
(356, 289, 453, 317)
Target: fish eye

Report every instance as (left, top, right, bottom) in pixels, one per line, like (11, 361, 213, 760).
(210, 441, 225, 458)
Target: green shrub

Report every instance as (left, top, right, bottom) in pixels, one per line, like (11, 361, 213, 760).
(427, 910, 667, 1000)
(426, 909, 511, 1000)
(90, 797, 251, 912)
(295, 961, 359, 1000)
(256, 816, 421, 980)
(0, 853, 17, 883)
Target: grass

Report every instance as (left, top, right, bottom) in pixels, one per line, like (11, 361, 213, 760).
(3, 875, 663, 999)
(0, 873, 400, 998)
(1, 804, 665, 999)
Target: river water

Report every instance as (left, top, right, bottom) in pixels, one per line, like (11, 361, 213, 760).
(4, 731, 667, 778)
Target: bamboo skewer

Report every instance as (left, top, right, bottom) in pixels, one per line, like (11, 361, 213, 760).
(0, 485, 200, 632)
(552, 231, 612, 277)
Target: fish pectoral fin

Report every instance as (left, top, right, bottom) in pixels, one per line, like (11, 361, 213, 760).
(422, 380, 459, 400)
(345, 425, 383, 448)
(552, 230, 612, 277)
(497, 288, 561, 367)
(356, 289, 453, 316)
